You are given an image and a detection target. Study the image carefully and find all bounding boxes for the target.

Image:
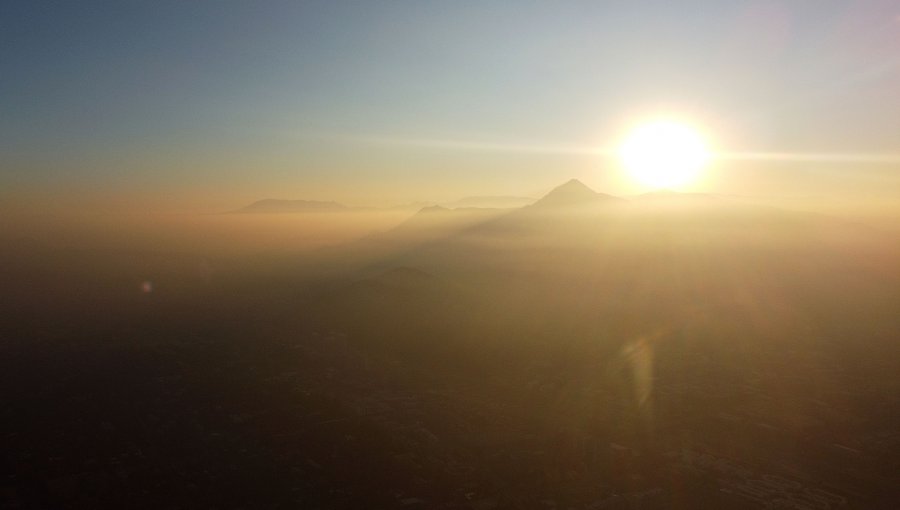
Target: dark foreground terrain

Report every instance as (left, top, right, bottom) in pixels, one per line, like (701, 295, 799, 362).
(2, 182, 899, 509)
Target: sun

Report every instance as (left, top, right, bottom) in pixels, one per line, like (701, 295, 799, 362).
(617, 120, 710, 189)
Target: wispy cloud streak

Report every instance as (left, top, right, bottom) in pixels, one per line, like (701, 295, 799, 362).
(326, 133, 900, 165)
(713, 152, 900, 164)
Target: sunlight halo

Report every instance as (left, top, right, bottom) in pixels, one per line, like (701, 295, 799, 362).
(617, 120, 710, 189)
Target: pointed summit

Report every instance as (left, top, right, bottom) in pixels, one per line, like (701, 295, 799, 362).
(532, 179, 608, 208)
(557, 178, 595, 193)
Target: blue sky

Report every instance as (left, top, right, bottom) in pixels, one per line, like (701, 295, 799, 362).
(2, 0, 899, 207)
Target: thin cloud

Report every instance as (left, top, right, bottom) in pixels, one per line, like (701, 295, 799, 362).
(714, 151, 900, 164)
(333, 133, 900, 165)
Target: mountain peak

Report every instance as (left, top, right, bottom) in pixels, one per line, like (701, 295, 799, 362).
(548, 179, 597, 197)
(532, 179, 601, 208)
(559, 178, 592, 191)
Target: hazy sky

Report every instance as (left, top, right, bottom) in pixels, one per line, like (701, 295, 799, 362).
(2, 0, 899, 210)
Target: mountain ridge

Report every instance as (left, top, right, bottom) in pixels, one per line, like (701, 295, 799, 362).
(529, 179, 621, 209)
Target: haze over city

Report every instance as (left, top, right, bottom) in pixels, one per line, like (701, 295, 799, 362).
(1, 1, 899, 509)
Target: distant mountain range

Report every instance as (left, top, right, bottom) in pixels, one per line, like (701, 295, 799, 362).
(235, 180, 725, 215)
(234, 195, 535, 214)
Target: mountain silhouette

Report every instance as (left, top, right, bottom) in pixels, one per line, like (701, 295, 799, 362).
(530, 179, 619, 209)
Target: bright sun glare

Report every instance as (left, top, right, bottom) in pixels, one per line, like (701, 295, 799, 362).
(618, 120, 710, 189)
